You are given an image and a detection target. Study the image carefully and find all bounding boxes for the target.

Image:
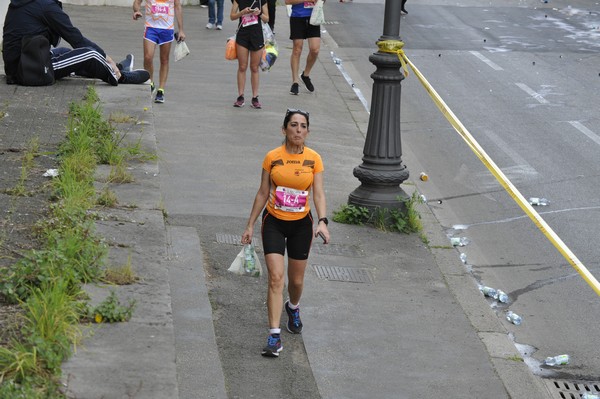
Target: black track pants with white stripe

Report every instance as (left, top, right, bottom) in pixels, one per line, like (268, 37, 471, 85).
(51, 47, 119, 86)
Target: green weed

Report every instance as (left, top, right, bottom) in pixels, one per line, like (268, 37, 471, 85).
(89, 291, 136, 323)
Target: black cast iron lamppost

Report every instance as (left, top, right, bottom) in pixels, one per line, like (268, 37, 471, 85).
(348, 0, 409, 211)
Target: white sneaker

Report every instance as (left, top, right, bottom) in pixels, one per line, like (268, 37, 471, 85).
(206, 23, 215, 29)
(216, 24, 223, 30)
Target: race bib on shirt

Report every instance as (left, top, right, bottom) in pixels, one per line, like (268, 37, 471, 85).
(304, 1, 315, 8)
(274, 186, 308, 212)
(242, 14, 259, 27)
(151, 4, 169, 14)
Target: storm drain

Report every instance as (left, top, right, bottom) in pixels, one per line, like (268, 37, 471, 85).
(322, 20, 339, 25)
(215, 233, 262, 251)
(216, 233, 243, 245)
(311, 242, 364, 257)
(544, 379, 600, 398)
(313, 265, 373, 283)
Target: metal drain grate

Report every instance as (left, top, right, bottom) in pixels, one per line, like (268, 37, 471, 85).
(544, 379, 600, 398)
(215, 233, 262, 252)
(313, 265, 373, 283)
(311, 243, 364, 257)
(322, 20, 339, 25)
(216, 233, 242, 245)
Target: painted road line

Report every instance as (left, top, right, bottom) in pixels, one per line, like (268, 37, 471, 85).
(470, 51, 503, 71)
(515, 83, 549, 104)
(569, 121, 600, 147)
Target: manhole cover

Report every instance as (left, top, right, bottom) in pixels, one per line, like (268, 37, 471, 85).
(544, 379, 600, 398)
(312, 265, 373, 283)
(312, 242, 364, 257)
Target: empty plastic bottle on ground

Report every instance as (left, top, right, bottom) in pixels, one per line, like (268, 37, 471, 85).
(529, 197, 549, 206)
(545, 354, 569, 366)
(506, 311, 522, 325)
(479, 285, 498, 299)
(497, 289, 509, 303)
(451, 237, 470, 247)
(582, 393, 600, 399)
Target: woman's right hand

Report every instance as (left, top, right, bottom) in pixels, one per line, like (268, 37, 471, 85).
(241, 226, 253, 244)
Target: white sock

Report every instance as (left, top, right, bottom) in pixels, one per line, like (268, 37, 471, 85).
(288, 301, 299, 310)
(269, 328, 281, 335)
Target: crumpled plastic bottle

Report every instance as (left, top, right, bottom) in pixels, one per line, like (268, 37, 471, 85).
(545, 354, 569, 366)
(529, 197, 549, 206)
(506, 311, 522, 325)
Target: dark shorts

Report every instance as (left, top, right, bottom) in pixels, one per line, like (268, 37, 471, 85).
(236, 27, 265, 52)
(261, 210, 314, 260)
(289, 16, 321, 40)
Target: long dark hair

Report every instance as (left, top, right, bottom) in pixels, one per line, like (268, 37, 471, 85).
(283, 108, 310, 128)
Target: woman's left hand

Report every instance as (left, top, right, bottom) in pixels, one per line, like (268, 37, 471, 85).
(315, 226, 330, 244)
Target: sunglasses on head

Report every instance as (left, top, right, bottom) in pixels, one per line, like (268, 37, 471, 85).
(286, 108, 309, 118)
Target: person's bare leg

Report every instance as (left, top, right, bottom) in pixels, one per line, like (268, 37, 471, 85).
(158, 42, 172, 89)
(249, 49, 262, 98)
(143, 39, 156, 84)
(290, 39, 304, 84)
(265, 253, 286, 329)
(236, 45, 249, 97)
(287, 258, 308, 305)
(302, 37, 321, 77)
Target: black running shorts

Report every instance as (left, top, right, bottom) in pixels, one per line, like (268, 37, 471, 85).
(289, 16, 321, 40)
(261, 210, 314, 260)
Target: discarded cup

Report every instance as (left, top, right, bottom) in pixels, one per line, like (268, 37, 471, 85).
(545, 354, 569, 366)
(529, 197, 549, 206)
(506, 311, 522, 325)
(43, 169, 59, 177)
(420, 172, 429, 181)
(451, 237, 470, 247)
(479, 285, 498, 299)
(419, 194, 427, 204)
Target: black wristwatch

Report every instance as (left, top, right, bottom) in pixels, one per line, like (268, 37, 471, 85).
(318, 217, 329, 225)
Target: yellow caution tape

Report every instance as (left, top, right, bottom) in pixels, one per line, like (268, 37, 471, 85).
(401, 53, 600, 297)
(377, 40, 409, 77)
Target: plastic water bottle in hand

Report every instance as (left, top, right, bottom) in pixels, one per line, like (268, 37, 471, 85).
(244, 244, 256, 275)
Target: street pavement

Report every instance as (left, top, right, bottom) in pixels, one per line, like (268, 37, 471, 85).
(2, 2, 553, 398)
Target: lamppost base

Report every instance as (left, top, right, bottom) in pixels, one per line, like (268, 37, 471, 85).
(348, 184, 409, 212)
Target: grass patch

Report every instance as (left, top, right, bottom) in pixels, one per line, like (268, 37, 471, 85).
(332, 192, 424, 234)
(0, 86, 140, 396)
(103, 255, 138, 285)
(96, 187, 118, 207)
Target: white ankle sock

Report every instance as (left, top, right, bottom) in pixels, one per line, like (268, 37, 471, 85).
(269, 328, 281, 335)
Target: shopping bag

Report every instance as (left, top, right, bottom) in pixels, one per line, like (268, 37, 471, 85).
(260, 41, 279, 72)
(174, 41, 190, 62)
(225, 36, 237, 60)
(309, 0, 325, 26)
(228, 244, 262, 277)
(262, 22, 274, 43)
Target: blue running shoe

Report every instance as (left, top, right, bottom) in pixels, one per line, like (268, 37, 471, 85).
(285, 300, 303, 334)
(155, 89, 165, 103)
(261, 334, 282, 357)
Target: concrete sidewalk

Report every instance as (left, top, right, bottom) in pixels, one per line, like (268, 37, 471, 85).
(2, 2, 551, 398)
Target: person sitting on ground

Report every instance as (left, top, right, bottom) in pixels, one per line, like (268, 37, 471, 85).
(2, 0, 149, 86)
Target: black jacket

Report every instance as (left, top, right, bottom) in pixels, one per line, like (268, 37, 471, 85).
(2, 0, 106, 83)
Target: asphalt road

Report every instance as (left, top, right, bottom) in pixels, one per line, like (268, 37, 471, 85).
(324, 0, 600, 383)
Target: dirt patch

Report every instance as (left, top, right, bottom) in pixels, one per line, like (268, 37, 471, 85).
(0, 80, 89, 347)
